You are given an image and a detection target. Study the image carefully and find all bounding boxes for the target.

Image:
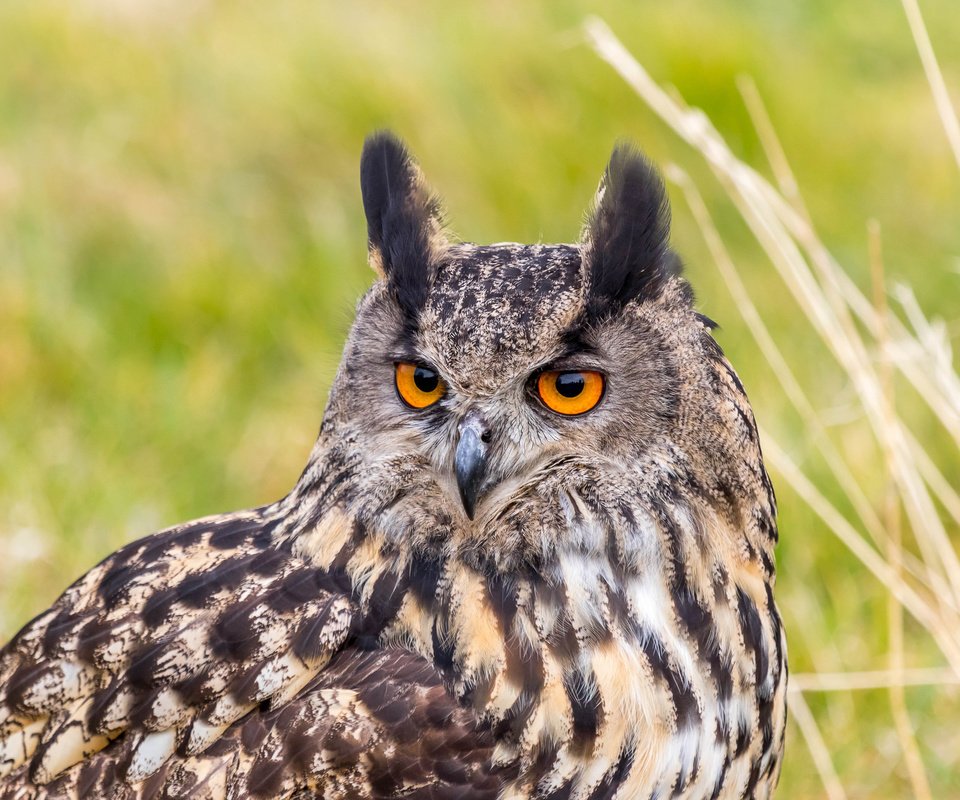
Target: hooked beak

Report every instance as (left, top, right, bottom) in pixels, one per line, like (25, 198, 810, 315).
(455, 412, 491, 519)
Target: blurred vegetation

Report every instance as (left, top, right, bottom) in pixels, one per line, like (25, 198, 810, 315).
(1, 1, 958, 796)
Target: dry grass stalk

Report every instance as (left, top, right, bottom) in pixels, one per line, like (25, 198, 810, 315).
(900, 0, 960, 171)
(761, 434, 960, 673)
(786, 691, 848, 800)
(870, 221, 932, 800)
(789, 667, 960, 693)
(735, 75, 808, 221)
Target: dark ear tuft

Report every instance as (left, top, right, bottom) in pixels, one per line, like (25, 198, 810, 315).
(360, 131, 446, 319)
(580, 143, 680, 317)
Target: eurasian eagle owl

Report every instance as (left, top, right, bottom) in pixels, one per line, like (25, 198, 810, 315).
(0, 133, 787, 799)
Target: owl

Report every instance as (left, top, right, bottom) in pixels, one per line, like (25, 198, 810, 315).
(0, 133, 786, 799)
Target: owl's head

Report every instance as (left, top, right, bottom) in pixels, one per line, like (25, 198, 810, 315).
(299, 132, 772, 571)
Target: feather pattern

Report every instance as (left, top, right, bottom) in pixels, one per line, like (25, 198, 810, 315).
(0, 134, 786, 799)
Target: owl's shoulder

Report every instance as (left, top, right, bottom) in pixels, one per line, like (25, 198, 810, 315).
(0, 507, 493, 798)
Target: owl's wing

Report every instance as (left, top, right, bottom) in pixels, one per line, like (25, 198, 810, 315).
(3, 648, 500, 800)
(0, 509, 499, 798)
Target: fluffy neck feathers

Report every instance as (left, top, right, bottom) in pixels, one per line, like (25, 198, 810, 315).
(278, 419, 783, 799)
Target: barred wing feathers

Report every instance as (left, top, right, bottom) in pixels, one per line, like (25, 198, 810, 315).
(0, 509, 498, 799)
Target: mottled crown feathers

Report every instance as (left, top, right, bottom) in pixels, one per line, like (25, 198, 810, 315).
(359, 133, 681, 321)
(580, 142, 678, 317)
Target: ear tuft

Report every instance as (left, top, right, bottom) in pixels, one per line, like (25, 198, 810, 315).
(360, 131, 446, 319)
(580, 142, 679, 316)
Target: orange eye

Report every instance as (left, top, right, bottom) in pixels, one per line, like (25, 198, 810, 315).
(536, 370, 605, 416)
(395, 362, 446, 409)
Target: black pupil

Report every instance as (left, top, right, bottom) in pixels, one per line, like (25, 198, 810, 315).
(555, 372, 585, 398)
(413, 367, 439, 393)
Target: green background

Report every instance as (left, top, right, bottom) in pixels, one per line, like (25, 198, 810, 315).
(1, 1, 958, 796)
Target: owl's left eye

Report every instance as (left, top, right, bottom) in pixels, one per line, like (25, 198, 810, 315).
(536, 370, 605, 416)
(395, 362, 446, 409)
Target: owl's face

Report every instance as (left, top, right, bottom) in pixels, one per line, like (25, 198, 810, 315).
(308, 134, 755, 568)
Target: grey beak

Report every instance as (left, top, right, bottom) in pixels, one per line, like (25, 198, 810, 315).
(455, 413, 491, 519)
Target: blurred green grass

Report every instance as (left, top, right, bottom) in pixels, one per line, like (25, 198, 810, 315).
(1, 1, 959, 796)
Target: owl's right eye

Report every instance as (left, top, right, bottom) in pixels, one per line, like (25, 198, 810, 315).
(395, 362, 446, 409)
